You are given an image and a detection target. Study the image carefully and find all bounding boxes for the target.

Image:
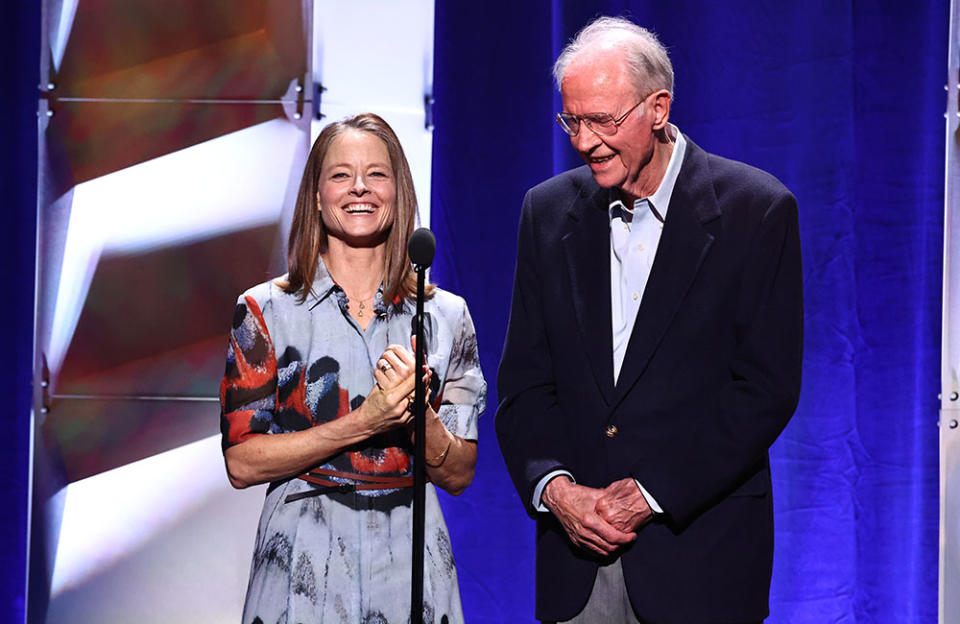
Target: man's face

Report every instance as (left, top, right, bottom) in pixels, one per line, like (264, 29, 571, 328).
(560, 52, 661, 194)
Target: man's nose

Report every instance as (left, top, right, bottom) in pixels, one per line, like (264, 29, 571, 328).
(571, 124, 601, 152)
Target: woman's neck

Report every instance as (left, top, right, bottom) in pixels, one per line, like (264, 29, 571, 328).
(322, 240, 386, 297)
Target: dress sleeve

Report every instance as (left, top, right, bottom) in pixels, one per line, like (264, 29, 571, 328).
(219, 293, 278, 451)
(435, 301, 486, 442)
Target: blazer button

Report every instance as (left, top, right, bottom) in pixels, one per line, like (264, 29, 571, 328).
(605, 424, 619, 438)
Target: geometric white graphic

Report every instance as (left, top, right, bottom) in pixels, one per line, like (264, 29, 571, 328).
(47, 119, 303, 379)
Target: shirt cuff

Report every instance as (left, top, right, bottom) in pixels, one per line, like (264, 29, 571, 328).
(532, 470, 574, 512)
(635, 479, 663, 514)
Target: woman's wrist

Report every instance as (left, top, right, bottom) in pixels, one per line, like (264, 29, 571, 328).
(425, 434, 453, 467)
(348, 398, 380, 439)
(423, 411, 455, 467)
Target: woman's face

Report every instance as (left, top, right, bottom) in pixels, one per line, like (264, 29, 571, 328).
(317, 129, 397, 248)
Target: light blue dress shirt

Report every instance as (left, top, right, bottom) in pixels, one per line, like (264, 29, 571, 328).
(533, 127, 687, 514)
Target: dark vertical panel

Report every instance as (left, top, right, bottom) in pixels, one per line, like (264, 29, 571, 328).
(0, 1, 40, 622)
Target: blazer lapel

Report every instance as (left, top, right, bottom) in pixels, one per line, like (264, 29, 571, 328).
(562, 181, 616, 406)
(613, 139, 720, 404)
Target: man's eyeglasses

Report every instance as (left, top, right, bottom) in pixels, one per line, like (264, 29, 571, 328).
(555, 95, 649, 137)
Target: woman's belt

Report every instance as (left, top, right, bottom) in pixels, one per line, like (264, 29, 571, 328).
(284, 467, 416, 503)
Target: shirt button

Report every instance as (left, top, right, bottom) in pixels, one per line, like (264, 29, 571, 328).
(636, 244, 644, 251)
(605, 424, 619, 438)
(632, 292, 639, 301)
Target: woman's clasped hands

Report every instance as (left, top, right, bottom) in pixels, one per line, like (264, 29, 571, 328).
(360, 339, 430, 435)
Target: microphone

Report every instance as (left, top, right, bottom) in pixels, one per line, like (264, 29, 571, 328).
(407, 226, 434, 622)
(408, 228, 436, 268)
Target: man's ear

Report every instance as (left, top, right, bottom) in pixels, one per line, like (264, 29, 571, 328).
(651, 90, 672, 130)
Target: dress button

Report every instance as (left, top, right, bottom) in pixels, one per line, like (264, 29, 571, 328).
(605, 424, 619, 438)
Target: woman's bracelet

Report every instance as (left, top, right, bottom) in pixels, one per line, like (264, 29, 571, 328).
(425, 435, 454, 468)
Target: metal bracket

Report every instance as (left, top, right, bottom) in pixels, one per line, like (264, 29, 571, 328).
(314, 82, 327, 120)
(39, 352, 51, 421)
(424, 94, 435, 130)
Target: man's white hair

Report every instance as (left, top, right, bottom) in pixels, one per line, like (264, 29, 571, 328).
(552, 16, 674, 98)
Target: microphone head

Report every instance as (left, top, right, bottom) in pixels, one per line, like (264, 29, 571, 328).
(408, 228, 436, 267)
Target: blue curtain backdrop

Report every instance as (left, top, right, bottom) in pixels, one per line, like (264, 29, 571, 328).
(1, 0, 40, 622)
(0, 1, 947, 623)
(431, 1, 946, 622)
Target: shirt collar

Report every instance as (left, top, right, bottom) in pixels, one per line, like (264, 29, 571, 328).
(608, 124, 687, 223)
(305, 255, 403, 317)
(306, 255, 339, 308)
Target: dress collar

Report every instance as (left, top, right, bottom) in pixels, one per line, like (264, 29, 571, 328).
(305, 256, 406, 317)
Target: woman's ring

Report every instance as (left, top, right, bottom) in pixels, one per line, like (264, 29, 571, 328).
(379, 361, 393, 372)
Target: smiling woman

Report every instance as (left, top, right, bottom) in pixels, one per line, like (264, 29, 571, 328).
(218, 113, 486, 624)
(317, 129, 397, 251)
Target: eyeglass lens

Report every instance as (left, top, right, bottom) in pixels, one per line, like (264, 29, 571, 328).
(557, 113, 617, 136)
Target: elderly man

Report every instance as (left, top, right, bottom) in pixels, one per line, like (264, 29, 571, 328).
(496, 16, 803, 624)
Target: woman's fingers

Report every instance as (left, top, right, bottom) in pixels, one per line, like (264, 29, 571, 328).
(375, 370, 416, 412)
(366, 344, 426, 432)
(377, 346, 414, 383)
(373, 366, 390, 390)
(376, 355, 400, 382)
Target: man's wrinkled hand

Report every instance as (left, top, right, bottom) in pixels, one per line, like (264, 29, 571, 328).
(542, 477, 636, 556)
(594, 477, 653, 533)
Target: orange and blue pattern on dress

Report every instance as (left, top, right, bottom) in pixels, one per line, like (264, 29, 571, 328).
(219, 258, 485, 624)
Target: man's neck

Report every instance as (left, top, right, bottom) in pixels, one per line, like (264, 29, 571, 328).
(619, 132, 674, 205)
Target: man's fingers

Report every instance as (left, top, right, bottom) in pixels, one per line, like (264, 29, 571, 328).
(575, 529, 618, 556)
(546, 481, 634, 555)
(576, 535, 614, 557)
(595, 514, 638, 541)
(577, 530, 616, 555)
(583, 513, 635, 546)
(560, 513, 633, 556)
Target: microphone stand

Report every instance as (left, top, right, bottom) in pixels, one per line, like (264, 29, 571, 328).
(407, 227, 434, 624)
(410, 260, 427, 624)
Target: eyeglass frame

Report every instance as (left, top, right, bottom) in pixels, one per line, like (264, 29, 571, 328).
(555, 91, 656, 137)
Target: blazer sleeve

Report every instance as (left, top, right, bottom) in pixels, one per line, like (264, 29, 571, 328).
(496, 190, 574, 515)
(632, 190, 803, 526)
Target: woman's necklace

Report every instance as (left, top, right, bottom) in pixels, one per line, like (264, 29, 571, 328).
(345, 288, 378, 318)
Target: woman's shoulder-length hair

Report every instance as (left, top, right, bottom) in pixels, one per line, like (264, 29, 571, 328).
(280, 112, 432, 304)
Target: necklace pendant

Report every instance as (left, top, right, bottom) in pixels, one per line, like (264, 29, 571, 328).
(358, 301, 365, 317)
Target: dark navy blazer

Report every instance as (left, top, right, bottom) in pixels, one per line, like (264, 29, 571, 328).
(496, 137, 803, 623)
